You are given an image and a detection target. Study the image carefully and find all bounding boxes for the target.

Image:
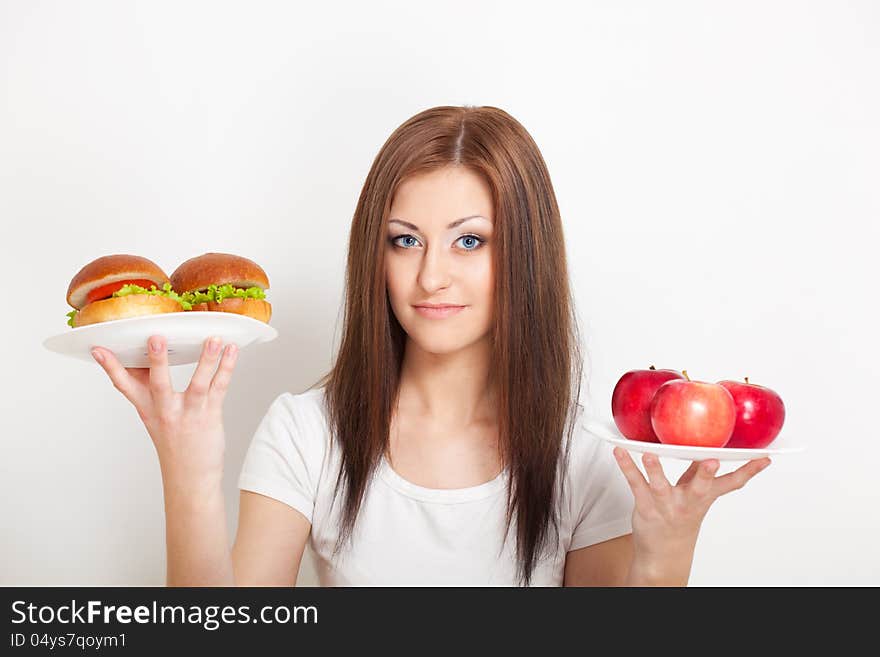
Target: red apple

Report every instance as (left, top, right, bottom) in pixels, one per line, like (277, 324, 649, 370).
(612, 365, 686, 442)
(717, 377, 785, 449)
(650, 370, 737, 447)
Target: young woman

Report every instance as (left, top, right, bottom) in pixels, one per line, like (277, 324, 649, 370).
(92, 105, 771, 587)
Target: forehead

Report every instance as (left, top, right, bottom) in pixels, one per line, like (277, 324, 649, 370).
(389, 167, 494, 226)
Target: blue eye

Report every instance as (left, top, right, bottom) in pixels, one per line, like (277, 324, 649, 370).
(456, 234, 485, 251)
(390, 235, 420, 248)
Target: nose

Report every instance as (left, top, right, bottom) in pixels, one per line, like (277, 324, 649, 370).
(417, 243, 452, 294)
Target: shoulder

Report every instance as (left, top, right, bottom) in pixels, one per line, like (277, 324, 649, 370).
(257, 385, 332, 454)
(239, 386, 333, 524)
(559, 404, 627, 498)
(279, 385, 327, 414)
(558, 404, 635, 549)
(269, 386, 328, 423)
(561, 404, 605, 473)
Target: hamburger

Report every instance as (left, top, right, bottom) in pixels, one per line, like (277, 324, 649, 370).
(170, 252, 271, 323)
(66, 254, 190, 328)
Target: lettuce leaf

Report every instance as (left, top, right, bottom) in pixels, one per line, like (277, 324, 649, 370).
(180, 283, 266, 305)
(113, 282, 193, 310)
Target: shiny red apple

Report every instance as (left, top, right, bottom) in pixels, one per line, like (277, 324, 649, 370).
(612, 365, 686, 442)
(650, 370, 736, 447)
(717, 377, 785, 449)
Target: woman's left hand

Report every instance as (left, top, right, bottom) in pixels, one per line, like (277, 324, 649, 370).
(612, 447, 771, 571)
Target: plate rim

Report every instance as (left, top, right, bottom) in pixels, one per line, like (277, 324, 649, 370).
(44, 310, 277, 346)
(583, 418, 806, 458)
(48, 309, 273, 334)
(43, 310, 278, 367)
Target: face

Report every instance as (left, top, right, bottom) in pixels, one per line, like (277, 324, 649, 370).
(385, 166, 495, 356)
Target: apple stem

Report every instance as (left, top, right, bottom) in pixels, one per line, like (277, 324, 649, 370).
(649, 365, 656, 370)
(682, 369, 690, 381)
(745, 376, 750, 384)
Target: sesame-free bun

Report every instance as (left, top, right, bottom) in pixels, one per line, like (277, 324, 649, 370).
(67, 254, 171, 309)
(71, 294, 184, 328)
(170, 252, 270, 294)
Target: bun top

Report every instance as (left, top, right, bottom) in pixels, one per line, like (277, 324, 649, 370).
(170, 252, 270, 294)
(67, 254, 171, 309)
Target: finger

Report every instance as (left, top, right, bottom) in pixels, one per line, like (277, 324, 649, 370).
(91, 347, 150, 409)
(207, 342, 239, 410)
(612, 447, 652, 507)
(125, 367, 151, 389)
(147, 335, 174, 408)
(676, 460, 702, 487)
(641, 452, 673, 497)
(713, 458, 771, 498)
(184, 336, 225, 410)
(688, 458, 721, 498)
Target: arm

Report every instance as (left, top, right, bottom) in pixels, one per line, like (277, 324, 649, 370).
(624, 548, 695, 587)
(563, 532, 694, 586)
(608, 447, 771, 587)
(231, 490, 312, 586)
(92, 336, 312, 587)
(564, 533, 634, 586)
(163, 476, 234, 586)
(164, 481, 311, 586)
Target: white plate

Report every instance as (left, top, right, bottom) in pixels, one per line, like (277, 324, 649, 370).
(584, 418, 806, 462)
(43, 312, 278, 368)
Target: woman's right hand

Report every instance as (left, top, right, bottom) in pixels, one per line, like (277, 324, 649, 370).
(90, 335, 239, 489)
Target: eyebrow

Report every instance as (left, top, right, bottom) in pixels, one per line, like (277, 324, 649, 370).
(388, 215, 489, 231)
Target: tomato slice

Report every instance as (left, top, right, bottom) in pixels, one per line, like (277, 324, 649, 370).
(86, 279, 163, 305)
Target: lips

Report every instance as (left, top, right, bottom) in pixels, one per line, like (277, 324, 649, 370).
(413, 304, 466, 319)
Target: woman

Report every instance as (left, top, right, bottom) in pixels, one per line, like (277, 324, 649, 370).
(91, 105, 771, 586)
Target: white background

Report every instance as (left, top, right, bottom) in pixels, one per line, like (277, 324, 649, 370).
(2, 0, 878, 586)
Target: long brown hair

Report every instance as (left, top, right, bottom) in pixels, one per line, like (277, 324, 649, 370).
(312, 105, 584, 586)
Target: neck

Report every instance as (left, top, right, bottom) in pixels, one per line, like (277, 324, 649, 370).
(396, 334, 496, 426)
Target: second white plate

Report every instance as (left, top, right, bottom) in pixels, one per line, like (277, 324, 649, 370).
(584, 418, 806, 461)
(43, 311, 278, 368)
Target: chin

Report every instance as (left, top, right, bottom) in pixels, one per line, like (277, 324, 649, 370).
(407, 335, 471, 356)
(403, 324, 490, 356)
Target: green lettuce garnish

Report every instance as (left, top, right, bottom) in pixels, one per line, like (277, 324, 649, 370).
(113, 282, 193, 311)
(180, 283, 266, 305)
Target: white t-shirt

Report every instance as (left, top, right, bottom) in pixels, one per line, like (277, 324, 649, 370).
(237, 386, 634, 586)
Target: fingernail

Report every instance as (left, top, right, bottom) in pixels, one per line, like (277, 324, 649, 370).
(227, 343, 238, 357)
(91, 349, 103, 363)
(208, 337, 220, 354)
(150, 339, 162, 353)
